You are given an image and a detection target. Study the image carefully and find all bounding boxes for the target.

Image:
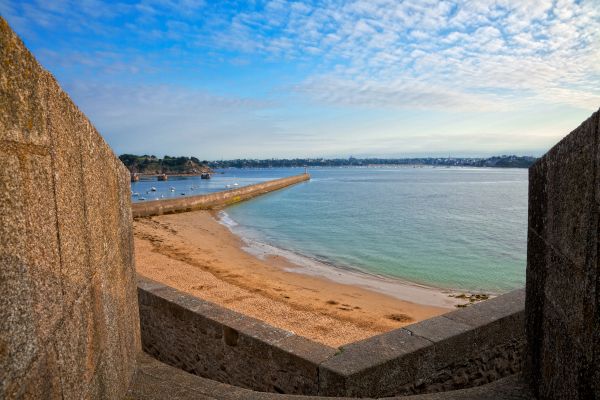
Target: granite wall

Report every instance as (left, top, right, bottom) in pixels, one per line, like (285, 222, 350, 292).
(0, 17, 140, 399)
(526, 108, 600, 399)
(138, 276, 525, 397)
(131, 173, 310, 218)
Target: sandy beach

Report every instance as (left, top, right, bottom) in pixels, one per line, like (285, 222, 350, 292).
(134, 210, 458, 347)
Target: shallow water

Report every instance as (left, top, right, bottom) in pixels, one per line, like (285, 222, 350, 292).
(221, 167, 528, 294)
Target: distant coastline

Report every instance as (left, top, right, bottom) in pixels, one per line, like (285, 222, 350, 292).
(208, 155, 537, 169)
(119, 154, 212, 175)
(120, 154, 537, 172)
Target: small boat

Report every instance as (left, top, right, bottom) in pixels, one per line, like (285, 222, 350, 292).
(201, 173, 211, 179)
(151, 187, 157, 191)
(225, 184, 232, 189)
(157, 174, 168, 181)
(180, 193, 185, 196)
(170, 187, 175, 192)
(132, 192, 140, 197)
(233, 183, 239, 186)
(139, 197, 146, 201)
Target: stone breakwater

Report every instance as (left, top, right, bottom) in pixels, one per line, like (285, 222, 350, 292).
(131, 173, 310, 218)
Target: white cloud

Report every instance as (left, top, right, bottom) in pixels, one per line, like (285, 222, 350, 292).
(200, 0, 600, 111)
(2, 0, 599, 157)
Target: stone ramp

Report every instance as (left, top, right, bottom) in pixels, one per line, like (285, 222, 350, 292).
(128, 353, 533, 400)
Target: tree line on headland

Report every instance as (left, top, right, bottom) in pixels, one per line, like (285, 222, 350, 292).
(119, 154, 537, 174)
(206, 155, 537, 169)
(119, 154, 211, 175)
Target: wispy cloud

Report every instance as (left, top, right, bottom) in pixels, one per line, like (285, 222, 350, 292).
(1, 0, 599, 157)
(4, 0, 598, 110)
(65, 81, 281, 156)
(205, 0, 600, 110)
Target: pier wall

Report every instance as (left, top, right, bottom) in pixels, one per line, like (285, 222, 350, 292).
(131, 173, 310, 218)
(0, 17, 140, 399)
(138, 275, 525, 397)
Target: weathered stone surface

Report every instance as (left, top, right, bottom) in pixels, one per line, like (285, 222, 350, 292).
(138, 273, 527, 398)
(319, 289, 525, 398)
(525, 108, 600, 400)
(398, 375, 534, 400)
(137, 275, 336, 395)
(128, 353, 533, 400)
(0, 17, 140, 398)
(319, 328, 433, 397)
(18, 345, 63, 400)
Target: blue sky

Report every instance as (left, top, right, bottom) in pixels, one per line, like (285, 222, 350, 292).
(2, 0, 599, 159)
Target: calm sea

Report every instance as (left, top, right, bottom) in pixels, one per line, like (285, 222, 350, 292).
(132, 167, 528, 294)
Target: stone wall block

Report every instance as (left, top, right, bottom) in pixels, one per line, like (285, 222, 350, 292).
(318, 329, 433, 397)
(21, 153, 64, 346)
(273, 334, 338, 386)
(138, 278, 337, 395)
(46, 75, 92, 305)
(542, 111, 598, 266)
(80, 124, 117, 279)
(1, 17, 139, 398)
(526, 108, 600, 400)
(116, 164, 140, 349)
(53, 291, 100, 399)
(0, 144, 63, 398)
(524, 227, 547, 388)
(79, 122, 138, 391)
(0, 151, 39, 397)
(0, 252, 38, 399)
(590, 109, 600, 399)
(16, 344, 63, 400)
(543, 247, 589, 344)
(538, 303, 581, 400)
(0, 19, 50, 147)
(0, 149, 27, 256)
(405, 316, 474, 369)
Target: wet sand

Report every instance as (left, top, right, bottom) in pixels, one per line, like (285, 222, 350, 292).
(134, 210, 458, 347)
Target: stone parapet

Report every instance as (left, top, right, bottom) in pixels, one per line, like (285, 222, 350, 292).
(138, 276, 525, 397)
(128, 352, 533, 400)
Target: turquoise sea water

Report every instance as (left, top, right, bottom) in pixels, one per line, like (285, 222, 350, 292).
(220, 167, 528, 294)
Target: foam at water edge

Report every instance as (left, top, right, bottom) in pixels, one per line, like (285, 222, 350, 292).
(216, 211, 461, 308)
(218, 210, 239, 228)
